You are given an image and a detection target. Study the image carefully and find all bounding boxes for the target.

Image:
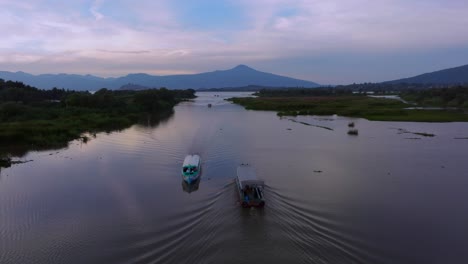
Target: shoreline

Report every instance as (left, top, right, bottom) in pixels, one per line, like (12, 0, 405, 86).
(0, 84, 196, 166)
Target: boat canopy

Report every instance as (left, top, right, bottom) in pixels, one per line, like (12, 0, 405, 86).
(237, 165, 264, 189)
(183, 155, 200, 167)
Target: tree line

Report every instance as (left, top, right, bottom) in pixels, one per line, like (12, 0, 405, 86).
(0, 78, 196, 116)
(0, 79, 195, 152)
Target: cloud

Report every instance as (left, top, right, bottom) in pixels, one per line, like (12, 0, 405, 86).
(1, 0, 468, 83)
(235, 0, 468, 52)
(90, 0, 104, 21)
(97, 49, 151, 54)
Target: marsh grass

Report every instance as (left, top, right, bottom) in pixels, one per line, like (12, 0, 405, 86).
(229, 96, 468, 122)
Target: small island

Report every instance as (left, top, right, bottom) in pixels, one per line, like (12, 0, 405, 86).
(0, 79, 195, 166)
(229, 85, 468, 122)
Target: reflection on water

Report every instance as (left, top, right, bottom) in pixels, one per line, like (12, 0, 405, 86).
(138, 109, 175, 128)
(1, 92, 468, 264)
(182, 178, 200, 193)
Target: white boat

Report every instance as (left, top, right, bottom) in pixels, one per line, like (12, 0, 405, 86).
(182, 155, 201, 184)
(236, 164, 265, 208)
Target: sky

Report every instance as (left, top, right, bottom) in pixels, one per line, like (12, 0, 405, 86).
(1, 0, 468, 84)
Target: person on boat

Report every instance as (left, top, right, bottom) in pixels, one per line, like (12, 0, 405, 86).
(244, 185, 252, 201)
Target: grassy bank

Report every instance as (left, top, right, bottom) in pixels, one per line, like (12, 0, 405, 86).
(1, 108, 137, 148)
(229, 95, 468, 122)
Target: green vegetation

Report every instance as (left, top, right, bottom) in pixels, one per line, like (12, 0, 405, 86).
(401, 86, 468, 108)
(254, 88, 354, 97)
(229, 88, 468, 122)
(0, 79, 195, 159)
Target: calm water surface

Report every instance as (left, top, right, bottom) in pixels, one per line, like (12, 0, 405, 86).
(1, 92, 468, 264)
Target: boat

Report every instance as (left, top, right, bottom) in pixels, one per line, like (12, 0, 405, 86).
(182, 155, 201, 184)
(208, 103, 212, 108)
(236, 164, 265, 208)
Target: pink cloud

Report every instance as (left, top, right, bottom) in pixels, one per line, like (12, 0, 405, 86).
(1, 0, 468, 83)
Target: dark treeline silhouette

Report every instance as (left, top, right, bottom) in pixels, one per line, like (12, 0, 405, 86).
(256, 88, 356, 97)
(1, 78, 195, 114)
(334, 82, 466, 93)
(402, 86, 468, 108)
(0, 79, 72, 103)
(64, 88, 195, 110)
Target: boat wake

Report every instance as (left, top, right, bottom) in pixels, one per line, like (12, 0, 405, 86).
(265, 186, 383, 264)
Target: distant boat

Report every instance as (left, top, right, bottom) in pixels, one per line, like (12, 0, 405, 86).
(236, 164, 265, 208)
(208, 103, 212, 107)
(182, 155, 201, 184)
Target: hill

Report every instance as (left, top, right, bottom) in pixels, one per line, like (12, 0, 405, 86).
(386, 64, 468, 85)
(0, 65, 319, 91)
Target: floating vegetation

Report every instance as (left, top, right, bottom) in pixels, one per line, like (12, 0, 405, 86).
(287, 119, 333, 131)
(0, 156, 33, 168)
(0, 156, 12, 168)
(395, 128, 435, 137)
(348, 129, 359, 135)
(348, 122, 355, 127)
(413, 132, 435, 137)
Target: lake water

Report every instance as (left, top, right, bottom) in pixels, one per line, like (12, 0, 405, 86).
(1, 92, 468, 264)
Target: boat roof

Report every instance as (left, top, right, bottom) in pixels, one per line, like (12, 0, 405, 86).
(183, 155, 200, 167)
(237, 165, 264, 187)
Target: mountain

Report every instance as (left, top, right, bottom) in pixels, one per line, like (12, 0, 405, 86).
(0, 65, 319, 90)
(386, 64, 468, 84)
(0, 71, 113, 90)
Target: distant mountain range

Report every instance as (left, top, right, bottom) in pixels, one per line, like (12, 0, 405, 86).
(2, 63, 467, 91)
(386, 64, 468, 84)
(0, 65, 319, 91)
